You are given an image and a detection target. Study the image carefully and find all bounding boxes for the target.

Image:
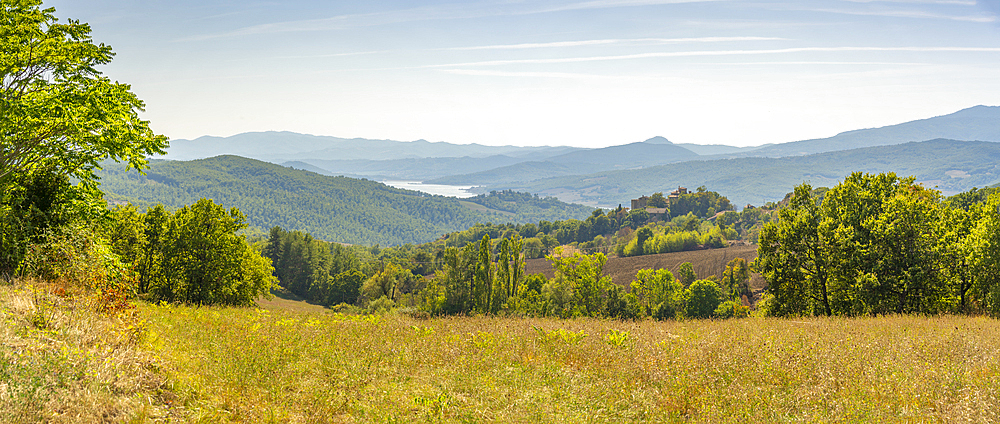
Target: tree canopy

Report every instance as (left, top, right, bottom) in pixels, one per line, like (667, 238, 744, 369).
(0, 0, 167, 186)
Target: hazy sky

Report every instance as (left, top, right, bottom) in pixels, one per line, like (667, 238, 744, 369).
(47, 0, 1000, 148)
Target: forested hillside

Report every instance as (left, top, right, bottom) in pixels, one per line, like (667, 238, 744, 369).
(482, 139, 1000, 207)
(96, 156, 594, 245)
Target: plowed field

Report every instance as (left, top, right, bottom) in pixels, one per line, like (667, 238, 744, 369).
(525, 244, 764, 290)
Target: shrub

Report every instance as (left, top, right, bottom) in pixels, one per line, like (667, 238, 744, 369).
(714, 300, 750, 319)
(685, 279, 723, 319)
(367, 295, 395, 314)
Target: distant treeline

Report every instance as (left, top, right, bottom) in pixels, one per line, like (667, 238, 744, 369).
(263, 223, 755, 319)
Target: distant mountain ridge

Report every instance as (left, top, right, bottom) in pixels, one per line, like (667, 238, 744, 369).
(732, 105, 1000, 158)
(484, 139, 1000, 208)
(156, 105, 1000, 211)
(163, 132, 583, 162)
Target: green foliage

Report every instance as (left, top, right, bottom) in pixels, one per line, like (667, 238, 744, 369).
(604, 329, 631, 348)
(755, 172, 1000, 317)
(0, 0, 167, 186)
(548, 251, 614, 317)
(104, 199, 275, 306)
(152, 199, 275, 306)
(685, 279, 724, 319)
(648, 192, 668, 208)
(721, 258, 751, 300)
(677, 262, 697, 287)
(631, 268, 684, 319)
(263, 226, 367, 305)
(947, 186, 1000, 211)
(361, 263, 412, 304)
(714, 300, 750, 319)
(96, 157, 593, 246)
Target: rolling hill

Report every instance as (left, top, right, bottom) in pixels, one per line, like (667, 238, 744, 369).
(482, 139, 1000, 208)
(95, 156, 595, 245)
(731, 105, 1000, 158)
(428, 137, 701, 185)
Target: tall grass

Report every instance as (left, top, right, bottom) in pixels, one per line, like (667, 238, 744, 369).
(142, 303, 1000, 423)
(0, 280, 166, 423)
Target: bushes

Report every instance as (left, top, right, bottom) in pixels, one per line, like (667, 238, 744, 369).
(106, 199, 276, 306)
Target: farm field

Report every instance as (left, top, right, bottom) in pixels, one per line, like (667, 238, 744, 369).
(3, 281, 1000, 422)
(526, 245, 763, 289)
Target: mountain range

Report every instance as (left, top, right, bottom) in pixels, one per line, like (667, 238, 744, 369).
(145, 105, 1000, 213)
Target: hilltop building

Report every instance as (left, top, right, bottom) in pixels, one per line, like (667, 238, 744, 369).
(667, 186, 689, 203)
(631, 196, 649, 211)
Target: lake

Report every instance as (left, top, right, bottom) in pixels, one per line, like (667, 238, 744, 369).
(381, 181, 479, 198)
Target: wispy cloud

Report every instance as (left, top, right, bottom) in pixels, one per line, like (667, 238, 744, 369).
(801, 6, 996, 22)
(448, 36, 784, 50)
(274, 51, 390, 60)
(440, 69, 615, 79)
(178, 4, 489, 41)
(424, 46, 1000, 67)
(531, 0, 726, 13)
(839, 0, 976, 5)
(179, 0, 726, 42)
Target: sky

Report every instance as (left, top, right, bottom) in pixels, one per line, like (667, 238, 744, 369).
(46, 0, 1000, 148)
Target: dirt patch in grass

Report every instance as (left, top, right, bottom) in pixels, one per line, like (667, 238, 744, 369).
(255, 286, 329, 314)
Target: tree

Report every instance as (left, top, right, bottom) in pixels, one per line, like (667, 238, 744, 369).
(1, 0, 168, 186)
(968, 193, 1000, 316)
(631, 268, 683, 318)
(152, 199, 275, 306)
(754, 183, 834, 316)
(635, 227, 653, 256)
(548, 251, 612, 317)
(648, 192, 668, 208)
(677, 262, 697, 287)
(721, 257, 750, 300)
(362, 263, 408, 304)
(756, 173, 952, 316)
(685, 279, 723, 318)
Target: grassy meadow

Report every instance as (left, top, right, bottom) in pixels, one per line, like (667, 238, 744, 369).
(3, 281, 1000, 423)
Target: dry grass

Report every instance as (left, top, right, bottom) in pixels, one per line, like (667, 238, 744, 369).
(0, 280, 169, 423)
(4, 276, 998, 423)
(140, 303, 1000, 423)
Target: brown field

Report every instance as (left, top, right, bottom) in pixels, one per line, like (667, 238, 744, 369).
(526, 244, 764, 291)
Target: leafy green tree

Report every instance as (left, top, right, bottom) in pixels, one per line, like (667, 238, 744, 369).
(968, 193, 1000, 316)
(547, 251, 612, 317)
(0, 0, 167, 186)
(677, 262, 697, 287)
(493, 236, 524, 311)
(685, 279, 723, 318)
(320, 270, 365, 306)
(152, 199, 275, 306)
(648, 192, 668, 208)
(0, 165, 79, 272)
(756, 173, 952, 316)
(754, 183, 835, 316)
(721, 257, 750, 300)
(631, 268, 683, 319)
(362, 263, 409, 304)
(473, 234, 493, 312)
(635, 227, 653, 256)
